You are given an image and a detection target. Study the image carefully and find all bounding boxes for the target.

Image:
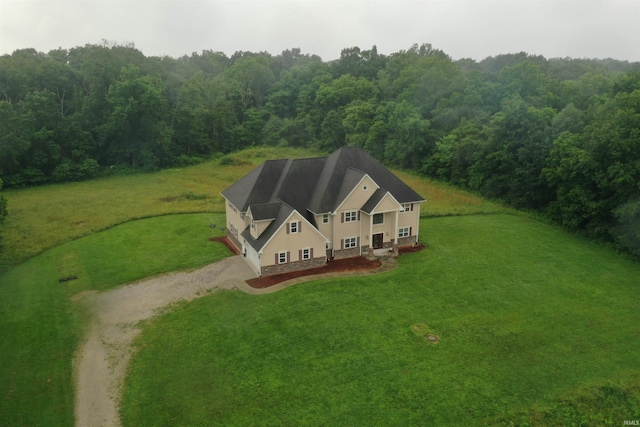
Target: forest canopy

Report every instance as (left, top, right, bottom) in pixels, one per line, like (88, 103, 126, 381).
(1, 42, 639, 255)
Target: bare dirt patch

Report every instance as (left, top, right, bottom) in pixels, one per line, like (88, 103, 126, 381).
(399, 242, 426, 254)
(208, 236, 241, 255)
(246, 256, 382, 289)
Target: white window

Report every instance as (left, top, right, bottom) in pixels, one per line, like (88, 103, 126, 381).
(278, 251, 287, 264)
(290, 221, 298, 233)
(373, 213, 384, 225)
(344, 237, 357, 248)
(399, 227, 410, 238)
(402, 203, 412, 212)
(301, 248, 310, 260)
(322, 214, 329, 224)
(345, 211, 358, 222)
(251, 221, 256, 231)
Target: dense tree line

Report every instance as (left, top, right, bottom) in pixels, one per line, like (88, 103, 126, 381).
(1, 41, 639, 254)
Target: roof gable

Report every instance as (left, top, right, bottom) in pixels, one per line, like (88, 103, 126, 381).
(361, 189, 402, 214)
(307, 146, 424, 213)
(223, 146, 425, 252)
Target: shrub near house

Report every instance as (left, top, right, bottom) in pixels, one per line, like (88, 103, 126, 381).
(222, 146, 425, 276)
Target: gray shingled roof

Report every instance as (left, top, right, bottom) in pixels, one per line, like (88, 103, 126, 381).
(361, 188, 389, 214)
(307, 147, 424, 213)
(242, 203, 294, 251)
(223, 146, 425, 252)
(248, 203, 281, 221)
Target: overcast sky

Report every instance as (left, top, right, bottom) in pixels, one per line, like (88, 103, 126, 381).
(1, 0, 639, 62)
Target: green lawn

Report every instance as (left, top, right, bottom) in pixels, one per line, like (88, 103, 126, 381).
(0, 147, 505, 426)
(0, 147, 319, 267)
(0, 146, 505, 268)
(0, 213, 231, 426)
(122, 215, 640, 426)
(1, 151, 636, 426)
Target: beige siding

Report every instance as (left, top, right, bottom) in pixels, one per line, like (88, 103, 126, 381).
(375, 195, 401, 213)
(225, 200, 245, 244)
(314, 213, 333, 249)
(398, 202, 421, 239)
(262, 211, 326, 267)
(337, 175, 378, 211)
(367, 211, 396, 245)
(333, 175, 377, 250)
(249, 219, 272, 239)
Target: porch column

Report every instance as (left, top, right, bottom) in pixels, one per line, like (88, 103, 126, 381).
(369, 212, 373, 255)
(394, 209, 399, 243)
(415, 203, 421, 243)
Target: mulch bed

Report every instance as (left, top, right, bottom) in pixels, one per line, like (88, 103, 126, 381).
(208, 236, 241, 255)
(246, 257, 382, 289)
(398, 242, 426, 254)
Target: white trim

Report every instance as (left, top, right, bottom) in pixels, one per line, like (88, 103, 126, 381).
(372, 212, 384, 225)
(290, 221, 298, 233)
(333, 173, 380, 213)
(367, 191, 403, 214)
(257, 209, 329, 255)
(246, 206, 276, 222)
(344, 210, 358, 222)
(344, 236, 358, 248)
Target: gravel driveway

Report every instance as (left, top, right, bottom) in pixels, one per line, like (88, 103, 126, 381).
(73, 256, 256, 427)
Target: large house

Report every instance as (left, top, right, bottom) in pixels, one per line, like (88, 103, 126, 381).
(221, 146, 425, 276)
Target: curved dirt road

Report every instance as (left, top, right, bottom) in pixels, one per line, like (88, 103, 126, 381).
(73, 256, 256, 427)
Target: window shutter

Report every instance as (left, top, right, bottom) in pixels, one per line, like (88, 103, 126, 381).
(310, 248, 314, 258)
(357, 211, 360, 221)
(286, 223, 290, 234)
(356, 237, 360, 247)
(298, 221, 302, 232)
(299, 249, 302, 261)
(275, 253, 278, 264)
(410, 203, 414, 211)
(341, 212, 344, 223)
(340, 239, 344, 249)
(409, 226, 412, 236)
(286, 251, 290, 262)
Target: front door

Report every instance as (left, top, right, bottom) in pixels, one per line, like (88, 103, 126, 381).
(372, 233, 384, 249)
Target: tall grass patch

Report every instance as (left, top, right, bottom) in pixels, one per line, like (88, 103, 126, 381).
(0, 147, 320, 267)
(122, 215, 640, 425)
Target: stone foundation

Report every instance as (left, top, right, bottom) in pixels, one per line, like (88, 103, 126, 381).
(333, 247, 362, 260)
(226, 230, 242, 252)
(397, 236, 418, 247)
(261, 256, 326, 277)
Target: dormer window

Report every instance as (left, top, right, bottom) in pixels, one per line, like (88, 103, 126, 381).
(322, 214, 329, 224)
(402, 203, 412, 212)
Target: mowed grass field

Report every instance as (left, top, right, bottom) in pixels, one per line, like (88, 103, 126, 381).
(1, 147, 506, 267)
(121, 215, 640, 426)
(1, 147, 638, 426)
